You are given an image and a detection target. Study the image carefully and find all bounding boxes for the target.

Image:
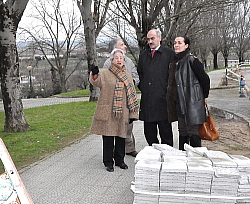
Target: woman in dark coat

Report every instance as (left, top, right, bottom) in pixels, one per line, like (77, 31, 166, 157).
(167, 36, 210, 150)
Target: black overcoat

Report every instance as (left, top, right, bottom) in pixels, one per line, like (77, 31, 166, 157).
(137, 46, 175, 122)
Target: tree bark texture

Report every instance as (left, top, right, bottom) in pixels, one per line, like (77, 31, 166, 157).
(77, 0, 99, 101)
(0, 0, 30, 132)
(51, 67, 61, 95)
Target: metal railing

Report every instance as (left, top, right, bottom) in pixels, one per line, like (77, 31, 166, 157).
(225, 68, 241, 82)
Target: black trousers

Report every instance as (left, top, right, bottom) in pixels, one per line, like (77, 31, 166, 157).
(144, 120, 173, 146)
(102, 135, 125, 167)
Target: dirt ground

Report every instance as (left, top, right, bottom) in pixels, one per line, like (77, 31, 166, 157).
(202, 116, 250, 158)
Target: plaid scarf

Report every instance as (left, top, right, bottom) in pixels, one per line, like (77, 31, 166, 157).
(109, 63, 139, 118)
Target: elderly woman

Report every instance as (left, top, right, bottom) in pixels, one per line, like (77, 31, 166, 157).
(89, 49, 139, 172)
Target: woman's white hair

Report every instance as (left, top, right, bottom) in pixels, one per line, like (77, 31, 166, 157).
(110, 48, 125, 60)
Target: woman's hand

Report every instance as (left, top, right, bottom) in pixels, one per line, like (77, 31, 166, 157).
(91, 65, 99, 80)
(91, 65, 99, 75)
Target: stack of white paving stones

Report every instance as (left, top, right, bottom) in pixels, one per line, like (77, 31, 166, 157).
(131, 144, 250, 204)
(205, 150, 239, 204)
(232, 155, 250, 204)
(133, 146, 162, 204)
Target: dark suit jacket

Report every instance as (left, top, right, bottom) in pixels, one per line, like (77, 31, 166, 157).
(137, 45, 175, 122)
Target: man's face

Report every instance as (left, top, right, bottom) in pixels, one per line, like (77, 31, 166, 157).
(116, 40, 127, 54)
(147, 30, 161, 49)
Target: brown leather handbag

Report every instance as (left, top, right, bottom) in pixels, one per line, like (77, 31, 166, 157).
(198, 103, 220, 141)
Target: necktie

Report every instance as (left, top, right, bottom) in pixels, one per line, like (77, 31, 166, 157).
(151, 50, 156, 58)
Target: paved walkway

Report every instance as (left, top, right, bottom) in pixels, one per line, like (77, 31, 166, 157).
(208, 68, 250, 125)
(0, 97, 89, 111)
(2, 69, 250, 203)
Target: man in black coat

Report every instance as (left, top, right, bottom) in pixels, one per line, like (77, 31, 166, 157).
(137, 29, 175, 146)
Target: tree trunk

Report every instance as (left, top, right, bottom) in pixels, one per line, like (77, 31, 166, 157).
(224, 57, 228, 68)
(213, 52, 218, 69)
(51, 67, 61, 95)
(84, 17, 99, 101)
(0, 1, 30, 132)
(77, 1, 99, 101)
(0, 34, 30, 132)
(221, 46, 229, 68)
(59, 65, 67, 93)
(238, 52, 244, 63)
(139, 0, 150, 51)
(203, 60, 207, 70)
(60, 78, 67, 93)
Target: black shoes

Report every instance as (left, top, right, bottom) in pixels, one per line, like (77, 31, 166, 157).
(126, 151, 138, 157)
(115, 162, 128, 169)
(105, 162, 128, 172)
(106, 166, 114, 172)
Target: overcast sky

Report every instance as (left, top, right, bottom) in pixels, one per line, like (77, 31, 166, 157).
(17, 0, 81, 41)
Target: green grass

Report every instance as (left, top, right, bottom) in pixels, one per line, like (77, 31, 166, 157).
(55, 89, 90, 97)
(55, 88, 141, 98)
(229, 146, 243, 151)
(0, 101, 97, 171)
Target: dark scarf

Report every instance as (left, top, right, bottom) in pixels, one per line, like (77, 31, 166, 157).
(176, 49, 189, 61)
(167, 49, 190, 122)
(109, 63, 139, 118)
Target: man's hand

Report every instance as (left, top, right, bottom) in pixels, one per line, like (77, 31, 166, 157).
(91, 65, 99, 75)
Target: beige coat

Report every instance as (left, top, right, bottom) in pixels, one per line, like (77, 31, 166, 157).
(89, 69, 139, 138)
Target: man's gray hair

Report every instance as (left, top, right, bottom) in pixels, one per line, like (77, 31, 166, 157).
(109, 48, 125, 60)
(152, 28, 161, 38)
(108, 38, 122, 53)
(155, 29, 161, 38)
(149, 28, 161, 38)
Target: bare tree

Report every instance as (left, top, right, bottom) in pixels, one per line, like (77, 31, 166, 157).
(106, 0, 245, 68)
(218, 6, 237, 68)
(0, 0, 30, 132)
(100, 3, 139, 63)
(76, 0, 113, 101)
(118, 0, 241, 45)
(110, 0, 167, 51)
(179, 1, 244, 69)
(232, 0, 250, 63)
(209, 8, 222, 69)
(19, 0, 83, 94)
(162, 0, 245, 69)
